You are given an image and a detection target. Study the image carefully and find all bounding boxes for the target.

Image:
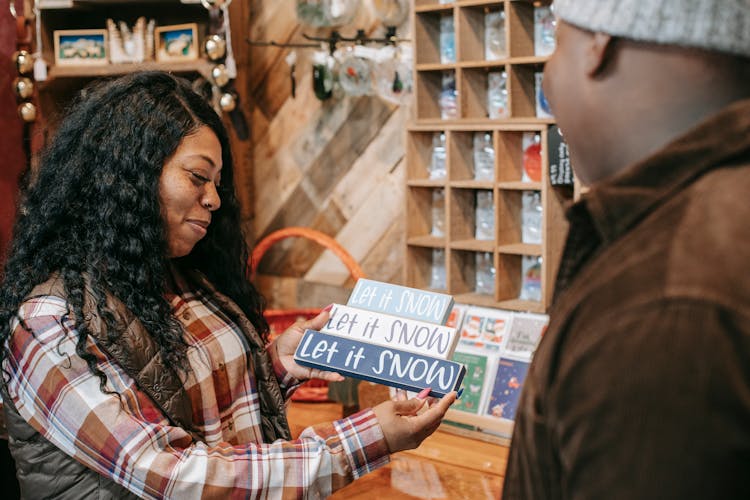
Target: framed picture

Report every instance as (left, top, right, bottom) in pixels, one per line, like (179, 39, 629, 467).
(155, 23, 199, 62)
(54, 29, 108, 66)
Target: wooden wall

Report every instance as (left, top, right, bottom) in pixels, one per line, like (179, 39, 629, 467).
(242, 0, 411, 308)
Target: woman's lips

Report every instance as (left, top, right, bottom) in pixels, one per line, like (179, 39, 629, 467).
(187, 219, 209, 237)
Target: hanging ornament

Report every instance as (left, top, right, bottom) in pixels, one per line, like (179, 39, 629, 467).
(219, 92, 237, 112)
(337, 47, 374, 97)
(285, 50, 297, 98)
(13, 77, 34, 99)
(296, 0, 361, 28)
(211, 64, 230, 87)
(204, 34, 226, 61)
(220, 5, 237, 78)
(312, 51, 335, 101)
(18, 102, 37, 122)
(32, 0, 47, 81)
(372, 45, 413, 105)
(200, 0, 231, 8)
(370, 0, 409, 27)
(14, 50, 34, 75)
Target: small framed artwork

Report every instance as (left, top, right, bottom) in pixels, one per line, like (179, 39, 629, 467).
(54, 29, 108, 66)
(155, 23, 199, 62)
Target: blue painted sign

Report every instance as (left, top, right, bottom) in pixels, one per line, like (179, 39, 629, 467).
(348, 279, 455, 325)
(294, 329, 466, 398)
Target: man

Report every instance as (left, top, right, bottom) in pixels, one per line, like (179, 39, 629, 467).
(504, 1, 750, 498)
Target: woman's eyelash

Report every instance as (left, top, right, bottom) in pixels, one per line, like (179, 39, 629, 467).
(191, 172, 210, 183)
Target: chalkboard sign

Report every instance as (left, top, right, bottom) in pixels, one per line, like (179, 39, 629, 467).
(547, 124, 574, 186)
(294, 330, 466, 398)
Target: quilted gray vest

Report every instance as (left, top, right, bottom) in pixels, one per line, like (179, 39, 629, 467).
(2, 272, 290, 498)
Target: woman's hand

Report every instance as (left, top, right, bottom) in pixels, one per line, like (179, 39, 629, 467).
(272, 306, 345, 382)
(372, 391, 457, 453)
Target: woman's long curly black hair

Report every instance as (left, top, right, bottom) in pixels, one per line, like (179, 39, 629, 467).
(0, 71, 268, 388)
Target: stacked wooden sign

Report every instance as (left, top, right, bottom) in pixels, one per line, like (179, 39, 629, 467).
(294, 279, 466, 398)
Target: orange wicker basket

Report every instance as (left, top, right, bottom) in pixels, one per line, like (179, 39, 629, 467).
(250, 227, 365, 401)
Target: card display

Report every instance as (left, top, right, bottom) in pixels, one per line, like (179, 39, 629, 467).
(450, 351, 490, 414)
(485, 357, 531, 420)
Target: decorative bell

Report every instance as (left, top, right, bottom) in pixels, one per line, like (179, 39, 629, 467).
(14, 50, 34, 75)
(211, 64, 231, 87)
(204, 35, 227, 61)
(219, 92, 236, 112)
(14, 77, 34, 99)
(18, 102, 37, 122)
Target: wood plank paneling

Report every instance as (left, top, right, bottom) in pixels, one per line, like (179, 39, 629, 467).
(246, 1, 411, 308)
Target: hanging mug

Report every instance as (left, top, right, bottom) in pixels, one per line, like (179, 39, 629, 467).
(370, 0, 409, 27)
(296, 0, 361, 28)
(372, 45, 413, 105)
(312, 51, 335, 101)
(336, 46, 374, 97)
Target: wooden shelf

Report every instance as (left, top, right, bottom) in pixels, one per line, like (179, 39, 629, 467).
(455, 0, 504, 7)
(451, 180, 495, 189)
(460, 60, 508, 69)
(415, 63, 459, 72)
(498, 181, 542, 190)
(406, 0, 567, 445)
(450, 239, 495, 252)
(407, 179, 447, 187)
(40, 0, 201, 7)
(45, 60, 212, 81)
(409, 0, 572, 312)
(413, 117, 556, 127)
(414, 3, 456, 13)
(407, 235, 448, 248)
(509, 55, 550, 65)
(498, 243, 542, 255)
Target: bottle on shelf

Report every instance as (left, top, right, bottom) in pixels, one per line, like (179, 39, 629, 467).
(475, 190, 495, 241)
(472, 132, 495, 181)
(487, 71, 509, 119)
(429, 132, 447, 180)
(521, 191, 542, 244)
(440, 13, 456, 64)
(431, 188, 446, 237)
(475, 251, 496, 295)
(430, 248, 447, 290)
(485, 10, 507, 61)
(520, 255, 542, 302)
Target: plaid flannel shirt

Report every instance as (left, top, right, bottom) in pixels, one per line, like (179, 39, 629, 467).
(3, 284, 389, 499)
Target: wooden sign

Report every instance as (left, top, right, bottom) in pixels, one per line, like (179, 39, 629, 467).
(294, 330, 466, 398)
(321, 304, 459, 359)
(348, 278, 455, 325)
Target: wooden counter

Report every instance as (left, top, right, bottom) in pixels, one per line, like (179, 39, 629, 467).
(288, 401, 509, 498)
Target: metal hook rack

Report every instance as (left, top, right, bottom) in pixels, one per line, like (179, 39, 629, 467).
(247, 27, 409, 55)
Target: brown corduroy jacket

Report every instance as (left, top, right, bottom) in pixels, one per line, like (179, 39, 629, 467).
(504, 99, 750, 499)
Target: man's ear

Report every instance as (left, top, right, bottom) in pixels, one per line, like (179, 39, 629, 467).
(585, 32, 615, 77)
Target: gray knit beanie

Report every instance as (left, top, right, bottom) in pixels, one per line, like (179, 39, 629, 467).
(554, 0, 750, 58)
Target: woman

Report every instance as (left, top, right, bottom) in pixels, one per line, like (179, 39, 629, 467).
(0, 71, 455, 498)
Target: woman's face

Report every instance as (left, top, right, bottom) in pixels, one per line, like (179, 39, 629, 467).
(159, 126, 223, 258)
